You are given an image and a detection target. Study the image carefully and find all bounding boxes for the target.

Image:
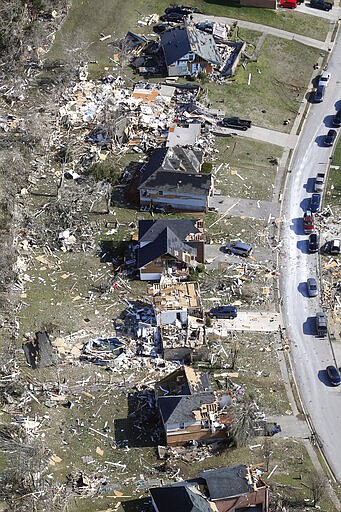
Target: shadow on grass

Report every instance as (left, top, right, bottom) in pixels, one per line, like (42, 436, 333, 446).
(121, 497, 154, 512)
(114, 389, 165, 448)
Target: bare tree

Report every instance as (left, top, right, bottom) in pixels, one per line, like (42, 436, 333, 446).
(229, 342, 240, 370)
(261, 438, 272, 472)
(230, 395, 257, 447)
(305, 468, 328, 507)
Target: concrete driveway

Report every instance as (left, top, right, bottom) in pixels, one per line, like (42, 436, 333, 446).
(204, 243, 277, 268)
(209, 196, 280, 219)
(208, 311, 282, 333)
(212, 125, 298, 149)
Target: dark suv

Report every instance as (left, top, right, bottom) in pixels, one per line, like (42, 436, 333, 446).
(209, 306, 237, 319)
(310, 0, 332, 10)
(309, 233, 319, 253)
(325, 129, 337, 147)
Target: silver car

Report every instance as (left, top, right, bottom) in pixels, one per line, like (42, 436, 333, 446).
(307, 277, 318, 297)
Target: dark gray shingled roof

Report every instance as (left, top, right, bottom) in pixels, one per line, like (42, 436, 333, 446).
(139, 170, 211, 195)
(199, 465, 252, 500)
(138, 219, 201, 244)
(158, 392, 216, 425)
(140, 146, 203, 186)
(160, 26, 222, 67)
(150, 485, 212, 512)
(137, 226, 196, 268)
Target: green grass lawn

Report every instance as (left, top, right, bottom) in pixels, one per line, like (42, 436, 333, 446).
(331, 136, 341, 166)
(205, 35, 319, 131)
(325, 165, 341, 211)
(211, 137, 282, 200)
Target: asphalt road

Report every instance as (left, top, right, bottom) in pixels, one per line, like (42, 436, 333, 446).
(280, 32, 341, 481)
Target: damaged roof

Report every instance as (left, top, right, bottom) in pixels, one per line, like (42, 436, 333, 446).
(160, 26, 222, 67)
(140, 146, 203, 185)
(139, 170, 211, 195)
(158, 392, 216, 424)
(139, 218, 202, 244)
(138, 226, 196, 268)
(156, 365, 211, 398)
(199, 465, 262, 500)
(150, 485, 212, 512)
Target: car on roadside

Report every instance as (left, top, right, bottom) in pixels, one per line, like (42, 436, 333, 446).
(225, 241, 253, 257)
(326, 365, 341, 386)
(332, 109, 341, 128)
(303, 210, 314, 234)
(209, 306, 237, 319)
(324, 129, 337, 147)
(318, 71, 331, 88)
(307, 277, 318, 297)
(310, 193, 321, 212)
(165, 5, 202, 14)
(309, 0, 332, 10)
(160, 12, 186, 22)
(308, 232, 319, 253)
(314, 85, 325, 103)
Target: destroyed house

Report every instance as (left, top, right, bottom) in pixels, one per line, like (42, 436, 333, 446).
(150, 464, 269, 512)
(160, 26, 222, 77)
(137, 219, 205, 281)
(155, 366, 233, 446)
(150, 280, 203, 326)
(149, 280, 206, 362)
(137, 146, 213, 212)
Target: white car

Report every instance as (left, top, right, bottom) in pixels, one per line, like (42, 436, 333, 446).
(318, 71, 331, 87)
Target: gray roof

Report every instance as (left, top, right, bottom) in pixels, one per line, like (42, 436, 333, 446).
(138, 226, 196, 268)
(139, 170, 211, 195)
(140, 146, 203, 186)
(158, 392, 216, 424)
(150, 485, 212, 512)
(160, 26, 222, 67)
(139, 219, 201, 244)
(199, 465, 252, 500)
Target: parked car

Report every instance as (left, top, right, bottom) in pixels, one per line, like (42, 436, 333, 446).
(326, 365, 341, 386)
(310, 0, 332, 10)
(165, 5, 202, 14)
(310, 193, 321, 212)
(218, 117, 252, 131)
(209, 306, 237, 319)
(314, 85, 325, 103)
(308, 232, 319, 253)
(307, 277, 318, 297)
(160, 12, 186, 22)
(324, 129, 337, 147)
(225, 241, 253, 257)
(303, 210, 314, 234)
(279, 0, 297, 7)
(330, 239, 340, 254)
(332, 109, 341, 128)
(318, 71, 331, 87)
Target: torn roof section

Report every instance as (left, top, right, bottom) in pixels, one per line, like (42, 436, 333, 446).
(138, 225, 197, 268)
(155, 365, 211, 398)
(199, 465, 267, 499)
(160, 26, 223, 67)
(150, 280, 202, 314)
(150, 484, 214, 512)
(158, 392, 216, 425)
(139, 146, 204, 186)
(138, 218, 203, 244)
